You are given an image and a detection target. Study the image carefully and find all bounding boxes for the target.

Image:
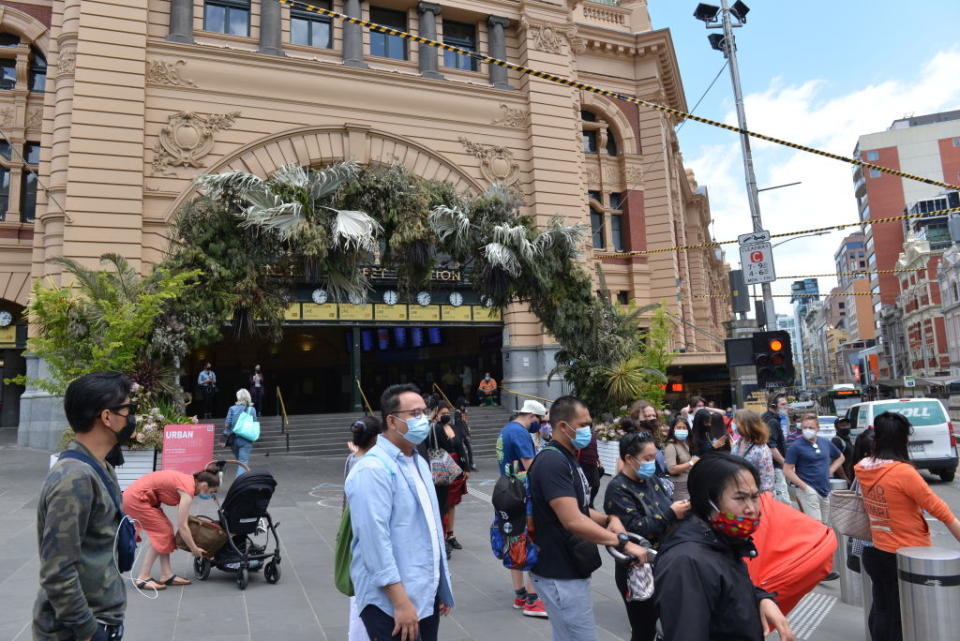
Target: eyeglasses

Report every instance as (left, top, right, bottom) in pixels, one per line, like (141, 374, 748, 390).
(109, 402, 138, 415)
(393, 408, 428, 418)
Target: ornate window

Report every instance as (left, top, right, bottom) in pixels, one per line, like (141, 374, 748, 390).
(204, 0, 251, 37)
(442, 21, 477, 72)
(0, 33, 45, 93)
(588, 190, 604, 249)
(291, 1, 333, 48)
(581, 109, 619, 156)
(0, 140, 39, 222)
(369, 7, 407, 60)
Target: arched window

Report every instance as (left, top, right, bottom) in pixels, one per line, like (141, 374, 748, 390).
(581, 109, 619, 157)
(0, 34, 45, 93)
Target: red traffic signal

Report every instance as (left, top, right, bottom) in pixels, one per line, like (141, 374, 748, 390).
(769, 338, 783, 352)
(752, 330, 795, 388)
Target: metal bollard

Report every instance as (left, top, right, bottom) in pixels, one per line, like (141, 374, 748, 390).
(897, 546, 960, 641)
(861, 561, 873, 641)
(828, 478, 847, 584)
(836, 534, 864, 606)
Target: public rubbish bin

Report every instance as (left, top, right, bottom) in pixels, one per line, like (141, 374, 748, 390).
(897, 546, 960, 641)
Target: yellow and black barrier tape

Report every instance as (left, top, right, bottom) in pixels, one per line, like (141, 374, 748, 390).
(594, 205, 960, 258)
(777, 268, 924, 280)
(280, 0, 960, 192)
(696, 292, 876, 299)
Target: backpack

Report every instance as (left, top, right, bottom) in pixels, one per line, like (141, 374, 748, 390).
(59, 450, 137, 573)
(490, 462, 539, 570)
(336, 450, 397, 596)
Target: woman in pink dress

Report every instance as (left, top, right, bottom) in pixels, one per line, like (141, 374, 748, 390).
(122, 464, 220, 590)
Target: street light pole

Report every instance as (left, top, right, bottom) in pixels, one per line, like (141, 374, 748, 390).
(716, 0, 777, 330)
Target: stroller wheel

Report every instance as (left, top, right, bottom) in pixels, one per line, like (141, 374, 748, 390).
(265, 560, 281, 584)
(236, 567, 248, 591)
(194, 557, 211, 581)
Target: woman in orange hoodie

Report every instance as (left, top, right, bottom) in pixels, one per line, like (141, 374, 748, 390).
(854, 411, 960, 641)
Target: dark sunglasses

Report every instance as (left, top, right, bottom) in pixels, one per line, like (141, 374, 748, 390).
(109, 402, 139, 415)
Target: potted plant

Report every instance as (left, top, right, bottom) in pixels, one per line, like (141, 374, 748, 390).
(594, 420, 626, 473)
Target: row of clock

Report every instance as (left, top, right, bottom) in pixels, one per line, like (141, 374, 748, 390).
(311, 288, 491, 308)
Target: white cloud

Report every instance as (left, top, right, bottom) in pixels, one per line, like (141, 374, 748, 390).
(686, 48, 960, 304)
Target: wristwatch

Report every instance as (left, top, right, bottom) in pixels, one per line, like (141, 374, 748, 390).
(616, 533, 630, 551)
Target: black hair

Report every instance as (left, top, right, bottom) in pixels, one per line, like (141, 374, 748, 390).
(688, 452, 760, 520)
(872, 411, 912, 463)
(619, 431, 656, 460)
(690, 409, 726, 454)
(351, 416, 382, 450)
(551, 395, 586, 427)
(193, 463, 221, 489)
(767, 392, 786, 409)
(64, 371, 133, 434)
(689, 395, 706, 408)
(380, 383, 421, 424)
(619, 417, 639, 433)
(852, 428, 875, 467)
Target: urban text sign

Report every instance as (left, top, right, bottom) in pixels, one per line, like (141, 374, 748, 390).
(738, 230, 776, 285)
(161, 424, 215, 475)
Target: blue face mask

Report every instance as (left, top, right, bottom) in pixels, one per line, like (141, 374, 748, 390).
(636, 460, 657, 478)
(197, 493, 214, 500)
(400, 414, 431, 445)
(529, 420, 541, 434)
(675, 429, 688, 440)
(571, 424, 593, 449)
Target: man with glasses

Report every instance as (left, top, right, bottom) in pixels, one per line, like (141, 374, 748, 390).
(528, 396, 648, 641)
(346, 384, 454, 641)
(34, 372, 135, 641)
(784, 413, 845, 525)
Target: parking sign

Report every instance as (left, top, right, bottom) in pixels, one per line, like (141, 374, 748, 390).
(739, 230, 776, 285)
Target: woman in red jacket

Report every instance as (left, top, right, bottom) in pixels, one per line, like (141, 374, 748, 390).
(122, 464, 220, 590)
(855, 411, 960, 641)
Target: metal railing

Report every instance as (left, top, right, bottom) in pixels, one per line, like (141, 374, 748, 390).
(355, 380, 375, 415)
(431, 382, 455, 408)
(276, 386, 290, 452)
(501, 386, 553, 412)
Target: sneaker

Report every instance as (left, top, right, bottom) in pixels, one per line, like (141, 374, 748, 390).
(822, 571, 840, 582)
(447, 536, 463, 550)
(445, 540, 453, 560)
(522, 599, 549, 618)
(512, 596, 526, 609)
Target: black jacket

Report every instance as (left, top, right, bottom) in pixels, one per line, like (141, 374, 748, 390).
(654, 516, 773, 641)
(761, 410, 786, 469)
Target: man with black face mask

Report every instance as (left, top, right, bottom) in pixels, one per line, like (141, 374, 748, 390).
(34, 371, 135, 641)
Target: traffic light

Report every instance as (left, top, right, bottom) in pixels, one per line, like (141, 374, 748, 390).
(752, 330, 795, 388)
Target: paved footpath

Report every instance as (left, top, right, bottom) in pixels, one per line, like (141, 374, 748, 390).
(1, 428, 957, 641)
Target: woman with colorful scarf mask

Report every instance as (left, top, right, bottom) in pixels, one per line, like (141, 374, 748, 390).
(654, 453, 795, 641)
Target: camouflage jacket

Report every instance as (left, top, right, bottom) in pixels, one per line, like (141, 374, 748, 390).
(33, 441, 126, 641)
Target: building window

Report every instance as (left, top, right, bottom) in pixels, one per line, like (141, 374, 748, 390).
(590, 207, 604, 249)
(20, 142, 38, 222)
(606, 131, 618, 156)
(617, 291, 629, 305)
(609, 192, 624, 210)
(442, 21, 477, 71)
(369, 7, 407, 60)
(866, 150, 879, 161)
(583, 128, 597, 154)
(953, 138, 960, 147)
(291, 3, 333, 48)
(869, 168, 882, 178)
(29, 49, 46, 92)
(204, 0, 250, 37)
(581, 109, 620, 157)
(610, 213, 623, 251)
(0, 166, 8, 218)
(0, 58, 14, 90)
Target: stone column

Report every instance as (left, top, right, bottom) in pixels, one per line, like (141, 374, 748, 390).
(259, 0, 285, 56)
(417, 2, 442, 80)
(342, 0, 368, 68)
(166, 0, 194, 44)
(487, 16, 511, 90)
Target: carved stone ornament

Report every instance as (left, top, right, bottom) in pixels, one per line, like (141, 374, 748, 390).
(459, 137, 520, 186)
(152, 111, 240, 175)
(146, 59, 198, 88)
(26, 106, 43, 129)
(0, 106, 14, 127)
(625, 165, 645, 186)
(57, 47, 76, 76)
(492, 104, 529, 129)
(520, 16, 585, 54)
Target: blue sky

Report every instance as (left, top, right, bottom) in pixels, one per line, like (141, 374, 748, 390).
(645, 1, 960, 302)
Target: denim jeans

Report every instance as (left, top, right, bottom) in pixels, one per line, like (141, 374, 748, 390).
(531, 573, 598, 641)
(231, 435, 253, 475)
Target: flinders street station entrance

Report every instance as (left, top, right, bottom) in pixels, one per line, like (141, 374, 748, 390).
(187, 267, 503, 416)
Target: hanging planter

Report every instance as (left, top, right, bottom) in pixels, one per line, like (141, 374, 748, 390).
(114, 448, 160, 491)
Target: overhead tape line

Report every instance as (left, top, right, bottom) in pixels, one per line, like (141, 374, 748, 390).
(777, 267, 924, 280)
(280, 0, 960, 193)
(696, 292, 875, 299)
(594, 205, 960, 258)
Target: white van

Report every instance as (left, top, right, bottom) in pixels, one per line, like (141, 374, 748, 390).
(845, 398, 958, 482)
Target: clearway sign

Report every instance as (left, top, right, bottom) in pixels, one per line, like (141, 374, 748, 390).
(738, 230, 776, 285)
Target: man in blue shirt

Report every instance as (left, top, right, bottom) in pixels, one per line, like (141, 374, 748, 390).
(196, 362, 217, 418)
(784, 413, 845, 524)
(495, 399, 549, 618)
(346, 384, 454, 641)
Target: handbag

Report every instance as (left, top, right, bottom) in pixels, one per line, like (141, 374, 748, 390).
(626, 563, 655, 602)
(232, 406, 260, 442)
(428, 425, 462, 486)
(175, 515, 228, 558)
(334, 505, 354, 596)
(830, 465, 898, 542)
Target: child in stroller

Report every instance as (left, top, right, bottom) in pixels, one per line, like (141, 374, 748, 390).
(194, 461, 281, 590)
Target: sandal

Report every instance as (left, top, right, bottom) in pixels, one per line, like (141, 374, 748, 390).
(161, 574, 192, 586)
(135, 578, 166, 590)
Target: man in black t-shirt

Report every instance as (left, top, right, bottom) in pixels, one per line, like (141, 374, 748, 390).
(761, 392, 791, 504)
(528, 396, 648, 641)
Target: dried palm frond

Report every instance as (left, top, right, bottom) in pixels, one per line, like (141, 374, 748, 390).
(308, 161, 359, 201)
(330, 209, 382, 253)
(194, 171, 266, 201)
(482, 241, 521, 277)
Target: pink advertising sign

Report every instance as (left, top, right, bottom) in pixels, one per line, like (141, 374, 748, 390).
(161, 424, 216, 475)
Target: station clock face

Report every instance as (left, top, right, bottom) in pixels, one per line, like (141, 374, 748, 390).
(449, 292, 464, 307)
(481, 295, 494, 308)
(0, 311, 11, 327)
(416, 291, 432, 306)
(348, 291, 366, 305)
(311, 288, 328, 305)
(382, 290, 399, 305)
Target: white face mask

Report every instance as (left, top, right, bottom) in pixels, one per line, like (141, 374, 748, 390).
(802, 428, 817, 441)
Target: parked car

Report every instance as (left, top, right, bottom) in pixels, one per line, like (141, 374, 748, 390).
(844, 398, 958, 482)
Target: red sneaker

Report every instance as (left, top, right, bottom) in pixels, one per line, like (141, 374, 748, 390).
(522, 599, 549, 618)
(512, 596, 525, 609)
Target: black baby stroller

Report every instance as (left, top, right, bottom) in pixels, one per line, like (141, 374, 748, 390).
(193, 461, 282, 590)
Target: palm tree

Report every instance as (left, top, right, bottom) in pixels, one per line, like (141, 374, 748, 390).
(194, 161, 381, 301)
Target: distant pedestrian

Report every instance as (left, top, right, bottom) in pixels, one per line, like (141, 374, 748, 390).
(123, 465, 220, 591)
(831, 417, 854, 481)
(197, 362, 217, 418)
(681, 395, 707, 427)
(690, 408, 730, 456)
(224, 388, 257, 474)
(760, 393, 790, 504)
(732, 409, 774, 494)
(249, 364, 265, 414)
(343, 417, 381, 641)
(783, 413, 844, 524)
(655, 453, 795, 641)
(34, 372, 134, 641)
(346, 384, 454, 641)
(856, 411, 960, 641)
(577, 431, 603, 509)
(604, 431, 690, 641)
(663, 414, 697, 501)
(528, 395, 648, 641)
(478, 373, 498, 406)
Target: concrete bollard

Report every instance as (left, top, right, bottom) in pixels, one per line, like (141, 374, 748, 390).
(897, 546, 960, 641)
(861, 562, 873, 641)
